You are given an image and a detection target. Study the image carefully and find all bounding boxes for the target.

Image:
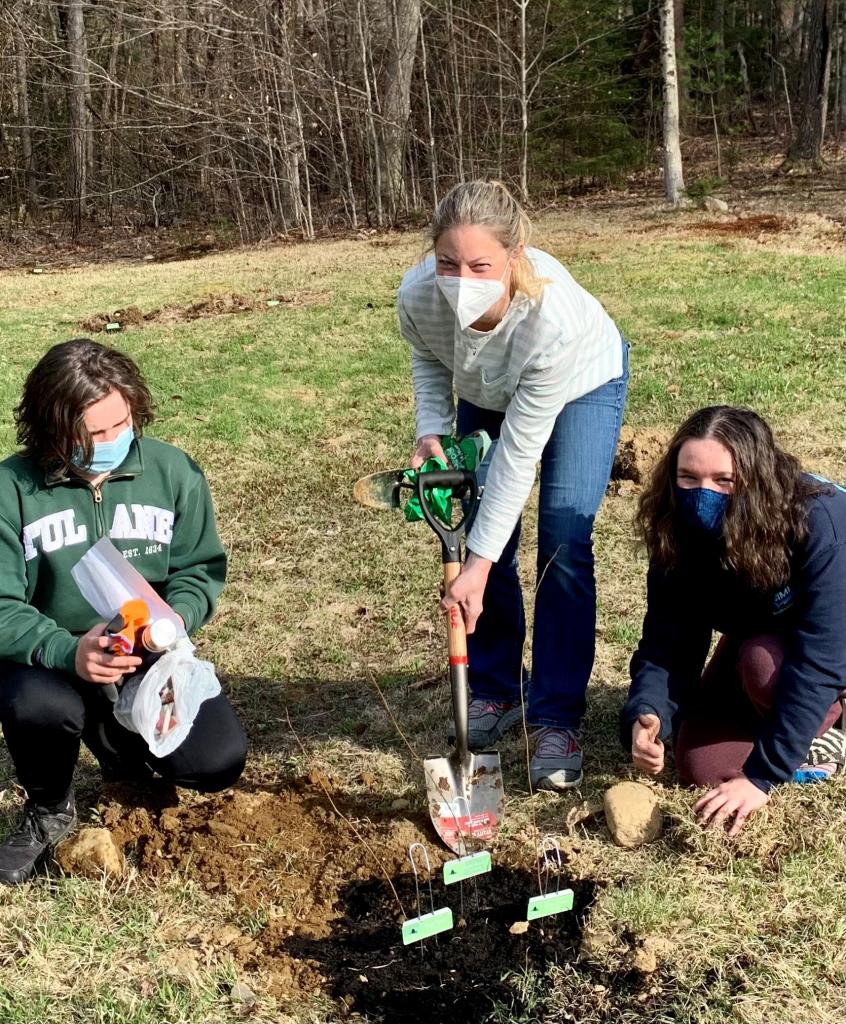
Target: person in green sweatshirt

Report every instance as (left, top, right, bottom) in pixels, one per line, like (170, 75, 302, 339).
(0, 338, 247, 885)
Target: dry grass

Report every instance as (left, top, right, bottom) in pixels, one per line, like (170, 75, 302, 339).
(0, 205, 843, 1022)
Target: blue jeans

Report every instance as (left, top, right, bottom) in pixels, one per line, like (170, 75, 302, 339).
(457, 339, 629, 730)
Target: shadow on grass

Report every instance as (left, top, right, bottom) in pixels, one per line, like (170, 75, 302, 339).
(222, 671, 633, 767)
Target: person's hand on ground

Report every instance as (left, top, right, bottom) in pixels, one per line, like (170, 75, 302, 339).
(694, 775, 770, 837)
(75, 623, 143, 684)
(409, 434, 447, 470)
(632, 713, 664, 774)
(439, 552, 492, 633)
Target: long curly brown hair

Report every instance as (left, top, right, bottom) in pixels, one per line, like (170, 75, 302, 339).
(15, 339, 155, 471)
(636, 406, 822, 592)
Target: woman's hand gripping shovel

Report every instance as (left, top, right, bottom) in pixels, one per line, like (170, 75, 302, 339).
(413, 469, 505, 855)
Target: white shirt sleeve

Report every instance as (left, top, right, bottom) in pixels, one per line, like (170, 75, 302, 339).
(467, 339, 610, 561)
(399, 294, 455, 439)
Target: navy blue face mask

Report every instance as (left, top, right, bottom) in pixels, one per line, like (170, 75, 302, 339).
(675, 485, 730, 537)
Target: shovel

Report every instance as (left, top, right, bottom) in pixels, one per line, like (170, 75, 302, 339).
(413, 469, 505, 855)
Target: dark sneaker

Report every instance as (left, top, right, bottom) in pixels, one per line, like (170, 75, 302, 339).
(806, 726, 846, 769)
(0, 795, 77, 886)
(529, 728, 584, 790)
(448, 699, 523, 750)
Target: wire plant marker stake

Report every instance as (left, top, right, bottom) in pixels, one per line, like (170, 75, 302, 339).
(402, 843, 454, 947)
(526, 837, 574, 922)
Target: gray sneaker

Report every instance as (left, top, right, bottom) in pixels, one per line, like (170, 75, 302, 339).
(529, 728, 583, 790)
(448, 699, 523, 750)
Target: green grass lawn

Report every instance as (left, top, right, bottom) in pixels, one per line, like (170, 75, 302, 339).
(0, 211, 843, 1023)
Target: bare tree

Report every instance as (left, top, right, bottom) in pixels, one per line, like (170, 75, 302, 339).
(379, 0, 420, 218)
(786, 0, 833, 164)
(659, 0, 686, 204)
(64, 0, 91, 233)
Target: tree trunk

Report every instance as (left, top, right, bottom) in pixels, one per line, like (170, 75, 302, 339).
(838, 0, 846, 138)
(712, 0, 725, 107)
(418, 5, 438, 208)
(659, 0, 686, 203)
(786, 0, 832, 163)
(379, 0, 420, 221)
(66, 0, 89, 233)
(674, 0, 687, 125)
(518, 0, 530, 203)
(12, 0, 34, 206)
(736, 42, 759, 134)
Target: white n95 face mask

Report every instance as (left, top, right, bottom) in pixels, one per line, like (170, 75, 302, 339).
(436, 272, 506, 330)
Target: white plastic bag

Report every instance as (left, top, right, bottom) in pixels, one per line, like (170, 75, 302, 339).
(113, 638, 221, 757)
(71, 538, 186, 638)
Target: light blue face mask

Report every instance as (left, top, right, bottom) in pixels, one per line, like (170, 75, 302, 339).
(73, 424, 134, 474)
(675, 485, 730, 537)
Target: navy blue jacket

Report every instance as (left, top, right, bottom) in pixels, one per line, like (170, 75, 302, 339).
(622, 482, 846, 793)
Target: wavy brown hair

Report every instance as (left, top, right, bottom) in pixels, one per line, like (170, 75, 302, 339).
(636, 406, 822, 592)
(15, 339, 155, 471)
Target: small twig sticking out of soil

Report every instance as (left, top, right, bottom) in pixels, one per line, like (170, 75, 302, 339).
(365, 668, 420, 761)
(284, 706, 406, 916)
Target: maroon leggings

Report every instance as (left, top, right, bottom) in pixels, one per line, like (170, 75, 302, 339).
(675, 634, 844, 787)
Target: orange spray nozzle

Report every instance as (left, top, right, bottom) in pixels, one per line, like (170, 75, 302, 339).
(106, 598, 151, 655)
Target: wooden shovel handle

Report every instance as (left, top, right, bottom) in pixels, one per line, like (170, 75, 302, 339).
(443, 562, 468, 664)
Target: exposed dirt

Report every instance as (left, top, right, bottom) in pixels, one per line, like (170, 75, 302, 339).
(692, 213, 792, 235)
(609, 426, 670, 495)
(79, 290, 330, 332)
(96, 782, 636, 1020)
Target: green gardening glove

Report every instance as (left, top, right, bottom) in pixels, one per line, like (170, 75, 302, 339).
(402, 431, 492, 525)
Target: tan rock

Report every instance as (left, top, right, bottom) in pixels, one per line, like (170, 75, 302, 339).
(603, 782, 663, 848)
(55, 828, 125, 879)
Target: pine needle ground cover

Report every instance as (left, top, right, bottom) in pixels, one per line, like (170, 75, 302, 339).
(0, 208, 842, 1024)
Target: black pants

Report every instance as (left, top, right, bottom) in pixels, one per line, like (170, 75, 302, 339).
(0, 662, 247, 806)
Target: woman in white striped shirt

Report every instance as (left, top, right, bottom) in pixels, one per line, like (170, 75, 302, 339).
(398, 181, 628, 789)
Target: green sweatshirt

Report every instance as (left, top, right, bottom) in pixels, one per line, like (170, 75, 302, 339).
(0, 437, 226, 675)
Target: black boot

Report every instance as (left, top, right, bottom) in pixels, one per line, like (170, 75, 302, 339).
(0, 794, 77, 885)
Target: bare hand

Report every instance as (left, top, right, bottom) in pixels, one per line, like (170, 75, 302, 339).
(694, 775, 770, 837)
(439, 553, 492, 634)
(75, 622, 143, 684)
(409, 434, 446, 470)
(632, 713, 664, 775)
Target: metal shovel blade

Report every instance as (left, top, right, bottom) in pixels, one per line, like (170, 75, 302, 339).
(352, 469, 407, 511)
(423, 749, 504, 855)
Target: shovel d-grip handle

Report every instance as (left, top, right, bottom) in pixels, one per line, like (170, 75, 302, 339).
(416, 469, 477, 760)
(414, 469, 478, 564)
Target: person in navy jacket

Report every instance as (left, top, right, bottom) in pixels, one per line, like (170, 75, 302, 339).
(621, 406, 845, 835)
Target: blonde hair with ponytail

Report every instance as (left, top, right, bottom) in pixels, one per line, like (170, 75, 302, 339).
(428, 181, 548, 301)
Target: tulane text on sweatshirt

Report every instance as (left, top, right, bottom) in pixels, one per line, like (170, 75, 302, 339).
(0, 437, 226, 674)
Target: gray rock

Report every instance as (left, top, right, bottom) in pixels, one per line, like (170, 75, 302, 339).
(230, 981, 258, 1006)
(703, 196, 729, 213)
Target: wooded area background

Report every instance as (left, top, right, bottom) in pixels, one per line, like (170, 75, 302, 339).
(0, 0, 842, 240)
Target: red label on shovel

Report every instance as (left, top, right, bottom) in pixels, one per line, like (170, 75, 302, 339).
(436, 810, 498, 847)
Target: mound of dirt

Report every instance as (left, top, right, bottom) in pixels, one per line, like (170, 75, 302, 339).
(79, 290, 330, 332)
(695, 214, 792, 235)
(79, 306, 146, 332)
(98, 783, 606, 1020)
(609, 426, 670, 494)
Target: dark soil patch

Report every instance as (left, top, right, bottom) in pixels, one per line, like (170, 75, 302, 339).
(96, 783, 616, 1020)
(79, 290, 330, 332)
(694, 214, 792, 235)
